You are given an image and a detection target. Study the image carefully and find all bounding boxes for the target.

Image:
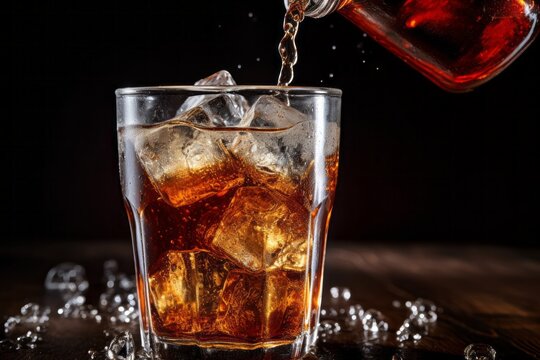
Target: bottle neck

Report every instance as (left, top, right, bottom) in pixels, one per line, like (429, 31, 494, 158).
(284, 0, 343, 19)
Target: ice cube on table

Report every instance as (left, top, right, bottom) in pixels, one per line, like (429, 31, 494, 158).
(177, 70, 248, 126)
(362, 309, 389, 333)
(134, 115, 244, 208)
(396, 317, 428, 342)
(44, 263, 89, 293)
(464, 344, 497, 360)
(211, 186, 309, 272)
(216, 269, 306, 340)
(106, 331, 134, 360)
(149, 250, 230, 334)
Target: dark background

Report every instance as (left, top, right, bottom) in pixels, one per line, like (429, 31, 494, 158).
(9, 0, 540, 246)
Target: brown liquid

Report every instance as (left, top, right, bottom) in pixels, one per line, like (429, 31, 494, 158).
(339, 0, 539, 91)
(278, 0, 307, 86)
(119, 124, 339, 348)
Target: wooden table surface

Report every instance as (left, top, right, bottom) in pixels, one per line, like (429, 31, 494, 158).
(1, 241, 539, 359)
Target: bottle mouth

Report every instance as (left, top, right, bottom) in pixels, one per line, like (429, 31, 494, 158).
(283, 0, 340, 18)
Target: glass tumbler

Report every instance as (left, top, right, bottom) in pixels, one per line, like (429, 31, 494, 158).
(116, 86, 341, 359)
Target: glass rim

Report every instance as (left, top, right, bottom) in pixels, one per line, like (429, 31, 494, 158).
(115, 85, 342, 97)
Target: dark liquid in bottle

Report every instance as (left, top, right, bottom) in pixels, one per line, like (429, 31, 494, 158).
(339, 0, 538, 91)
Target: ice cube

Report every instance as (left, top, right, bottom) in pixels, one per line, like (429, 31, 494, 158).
(406, 298, 438, 323)
(44, 263, 89, 293)
(464, 344, 496, 360)
(343, 304, 365, 330)
(99, 288, 138, 324)
(211, 186, 309, 272)
(407, 298, 437, 315)
(396, 317, 428, 342)
(106, 331, 134, 360)
(239, 95, 306, 129)
(231, 96, 315, 196)
(102, 260, 136, 291)
(200, 95, 249, 127)
(216, 269, 306, 340)
(195, 70, 237, 86)
(20, 303, 50, 324)
(135, 118, 244, 207)
(361, 309, 388, 333)
(4, 316, 21, 334)
(149, 250, 230, 334)
(177, 70, 248, 126)
(318, 319, 342, 338)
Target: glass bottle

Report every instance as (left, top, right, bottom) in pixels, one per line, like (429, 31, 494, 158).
(297, 0, 539, 92)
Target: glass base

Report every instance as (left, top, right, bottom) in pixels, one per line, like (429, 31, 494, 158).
(151, 331, 316, 360)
